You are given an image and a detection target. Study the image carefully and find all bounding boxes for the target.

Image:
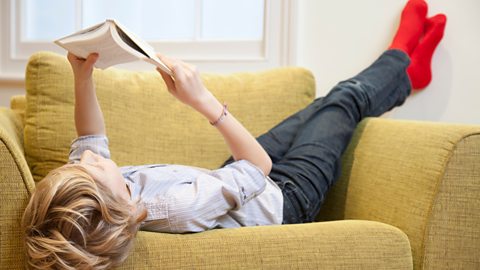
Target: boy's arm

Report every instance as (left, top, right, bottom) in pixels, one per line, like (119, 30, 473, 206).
(67, 53, 106, 136)
(156, 56, 272, 176)
(194, 96, 273, 176)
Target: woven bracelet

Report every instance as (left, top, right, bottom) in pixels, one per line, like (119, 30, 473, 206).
(210, 103, 228, 126)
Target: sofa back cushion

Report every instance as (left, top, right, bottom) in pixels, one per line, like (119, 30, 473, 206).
(24, 51, 315, 181)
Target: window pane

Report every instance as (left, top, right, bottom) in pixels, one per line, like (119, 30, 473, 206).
(23, 0, 76, 41)
(82, 0, 195, 40)
(202, 0, 264, 40)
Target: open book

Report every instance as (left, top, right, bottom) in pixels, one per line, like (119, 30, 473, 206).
(54, 19, 172, 75)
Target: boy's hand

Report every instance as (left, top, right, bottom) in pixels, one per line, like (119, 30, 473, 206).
(67, 53, 99, 81)
(155, 54, 214, 110)
(155, 54, 272, 176)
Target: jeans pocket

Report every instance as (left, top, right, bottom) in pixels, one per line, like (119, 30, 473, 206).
(281, 180, 313, 223)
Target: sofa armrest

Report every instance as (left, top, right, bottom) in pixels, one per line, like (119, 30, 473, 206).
(0, 108, 35, 269)
(120, 220, 412, 269)
(319, 117, 480, 269)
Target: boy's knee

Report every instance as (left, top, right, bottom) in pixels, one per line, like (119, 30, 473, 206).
(326, 81, 370, 117)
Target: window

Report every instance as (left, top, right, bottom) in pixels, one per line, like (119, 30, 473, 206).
(0, 0, 296, 80)
(24, 0, 264, 41)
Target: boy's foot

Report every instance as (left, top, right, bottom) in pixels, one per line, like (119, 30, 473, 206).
(389, 0, 428, 55)
(407, 14, 447, 90)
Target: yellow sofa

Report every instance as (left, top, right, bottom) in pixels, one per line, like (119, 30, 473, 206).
(1, 51, 479, 269)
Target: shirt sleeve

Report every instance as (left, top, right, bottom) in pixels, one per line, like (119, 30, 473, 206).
(167, 160, 267, 233)
(68, 135, 111, 164)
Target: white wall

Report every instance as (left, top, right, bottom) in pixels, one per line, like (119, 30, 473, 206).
(295, 0, 480, 124)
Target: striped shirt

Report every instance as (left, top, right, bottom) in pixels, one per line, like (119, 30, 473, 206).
(68, 135, 284, 233)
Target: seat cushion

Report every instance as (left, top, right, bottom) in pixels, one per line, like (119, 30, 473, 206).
(24, 51, 315, 181)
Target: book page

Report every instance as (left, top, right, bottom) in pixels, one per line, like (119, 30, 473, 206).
(112, 20, 172, 75)
(55, 21, 106, 44)
(60, 28, 142, 69)
(55, 19, 172, 73)
(115, 25, 149, 58)
(55, 22, 145, 69)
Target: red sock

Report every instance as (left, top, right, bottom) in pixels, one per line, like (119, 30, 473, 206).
(389, 0, 428, 55)
(407, 14, 447, 90)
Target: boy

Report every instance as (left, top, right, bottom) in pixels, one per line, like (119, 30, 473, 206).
(22, 0, 445, 268)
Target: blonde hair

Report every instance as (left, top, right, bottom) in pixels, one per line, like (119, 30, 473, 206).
(22, 166, 146, 270)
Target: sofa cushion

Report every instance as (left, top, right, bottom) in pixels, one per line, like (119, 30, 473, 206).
(24, 51, 315, 181)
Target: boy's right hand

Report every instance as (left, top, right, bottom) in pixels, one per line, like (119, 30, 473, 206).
(155, 54, 215, 111)
(67, 52, 99, 81)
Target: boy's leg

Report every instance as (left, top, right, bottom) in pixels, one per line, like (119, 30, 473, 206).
(273, 49, 411, 224)
(224, 0, 431, 166)
(255, 100, 334, 162)
(222, 49, 412, 167)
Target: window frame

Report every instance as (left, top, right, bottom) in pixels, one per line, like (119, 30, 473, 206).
(0, 0, 297, 81)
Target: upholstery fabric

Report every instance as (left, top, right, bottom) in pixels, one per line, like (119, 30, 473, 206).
(0, 108, 34, 268)
(318, 118, 480, 269)
(121, 220, 412, 270)
(423, 135, 480, 269)
(10, 95, 26, 121)
(24, 51, 315, 181)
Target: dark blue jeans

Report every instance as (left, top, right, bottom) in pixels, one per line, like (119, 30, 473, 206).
(223, 49, 411, 224)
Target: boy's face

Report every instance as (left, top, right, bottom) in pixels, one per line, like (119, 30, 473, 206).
(74, 150, 131, 202)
